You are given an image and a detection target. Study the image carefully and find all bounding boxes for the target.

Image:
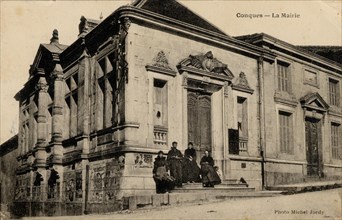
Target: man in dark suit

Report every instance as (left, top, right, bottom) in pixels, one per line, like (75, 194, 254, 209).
(167, 141, 183, 187)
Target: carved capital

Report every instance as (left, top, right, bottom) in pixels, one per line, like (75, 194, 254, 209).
(122, 17, 131, 31)
(52, 64, 64, 81)
(182, 74, 188, 87)
(224, 81, 229, 97)
(258, 56, 264, 63)
(36, 77, 48, 92)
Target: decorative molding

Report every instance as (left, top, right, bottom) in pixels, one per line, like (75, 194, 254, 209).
(134, 153, 153, 168)
(179, 66, 232, 82)
(146, 51, 177, 76)
(232, 72, 254, 94)
(186, 78, 222, 94)
(300, 92, 329, 112)
(274, 90, 298, 107)
(224, 81, 229, 97)
(182, 73, 188, 87)
(35, 76, 48, 93)
(145, 66, 176, 77)
(328, 105, 342, 117)
(50, 29, 59, 44)
(177, 51, 234, 81)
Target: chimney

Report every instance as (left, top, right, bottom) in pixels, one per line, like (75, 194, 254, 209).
(50, 29, 59, 44)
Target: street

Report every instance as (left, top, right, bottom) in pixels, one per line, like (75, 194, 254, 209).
(23, 188, 341, 220)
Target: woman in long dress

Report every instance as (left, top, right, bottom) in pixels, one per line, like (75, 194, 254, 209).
(153, 151, 175, 193)
(200, 151, 221, 187)
(182, 142, 201, 183)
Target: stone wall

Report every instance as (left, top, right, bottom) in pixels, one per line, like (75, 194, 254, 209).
(0, 142, 19, 213)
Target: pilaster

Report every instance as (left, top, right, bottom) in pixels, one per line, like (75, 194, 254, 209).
(34, 69, 48, 168)
(51, 64, 64, 164)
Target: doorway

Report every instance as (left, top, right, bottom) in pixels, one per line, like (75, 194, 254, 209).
(187, 91, 212, 164)
(305, 117, 322, 176)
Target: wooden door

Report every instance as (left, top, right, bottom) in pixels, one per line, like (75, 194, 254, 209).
(187, 91, 212, 163)
(305, 118, 320, 176)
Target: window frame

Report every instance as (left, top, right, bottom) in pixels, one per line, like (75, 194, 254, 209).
(331, 122, 341, 160)
(276, 61, 291, 93)
(328, 77, 340, 107)
(278, 110, 294, 155)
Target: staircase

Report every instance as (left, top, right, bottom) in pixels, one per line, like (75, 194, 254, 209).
(172, 179, 281, 198)
(124, 179, 283, 210)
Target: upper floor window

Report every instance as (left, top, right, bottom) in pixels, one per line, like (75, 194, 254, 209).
(277, 62, 291, 92)
(153, 79, 168, 127)
(329, 78, 340, 106)
(65, 73, 78, 138)
(96, 53, 116, 130)
(279, 111, 293, 154)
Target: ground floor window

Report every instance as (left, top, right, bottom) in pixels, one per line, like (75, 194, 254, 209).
(331, 122, 341, 159)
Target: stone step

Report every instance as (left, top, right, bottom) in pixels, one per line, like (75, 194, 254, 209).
(222, 179, 239, 184)
(124, 190, 283, 210)
(182, 182, 248, 189)
(173, 186, 255, 194)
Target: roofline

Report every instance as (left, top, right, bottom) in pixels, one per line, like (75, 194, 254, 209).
(0, 134, 18, 155)
(61, 5, 276, 67)
(236, 33, 342, 73)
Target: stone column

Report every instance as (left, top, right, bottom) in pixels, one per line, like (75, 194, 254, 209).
(51, 64, 64, 203)
(51, 64, 64, 164)
(222, 81, 230, 179)
(34, 69, 49, 201)
(76, 49, 91, 155)
(34, 69, 48, 168)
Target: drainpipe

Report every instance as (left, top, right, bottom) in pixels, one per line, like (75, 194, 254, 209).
(257, 56, 266, 190)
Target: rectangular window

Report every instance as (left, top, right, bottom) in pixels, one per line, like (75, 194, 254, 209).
(331, 123, 341, 159)
(153, 79, 168, 127)
(277, 63, 290, 92)
(237, 97, 248, 153)
(65, 73, 78, 138)
(329, 78, 340, 106)
(47, 106, 53, 143)
(237, 97, 248, 138)
(279, 111, 293, 154)
(96, 54, 116, 130)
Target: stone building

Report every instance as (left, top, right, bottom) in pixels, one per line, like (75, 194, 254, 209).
(5, 0, 342, 216)
(0, 135, 19, 216)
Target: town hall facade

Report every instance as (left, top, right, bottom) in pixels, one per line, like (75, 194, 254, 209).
(1, 0, 341, 216)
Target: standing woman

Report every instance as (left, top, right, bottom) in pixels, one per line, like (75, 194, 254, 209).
(167, 142, 183, 187)
(153, 151, 175, 193)
(200, 151, 221, 187)
(183, 142, 201, 183)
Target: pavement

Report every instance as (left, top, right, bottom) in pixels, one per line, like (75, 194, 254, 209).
(21, 188, 342, 220)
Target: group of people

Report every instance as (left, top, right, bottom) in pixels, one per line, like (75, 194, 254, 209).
(152, 141, 222, 194)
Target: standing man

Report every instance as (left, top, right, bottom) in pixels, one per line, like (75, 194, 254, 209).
(167, 141, 183, 187)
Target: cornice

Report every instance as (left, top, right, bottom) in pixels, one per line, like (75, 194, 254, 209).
(146, 65, 177, 77)
(254, 34, 342, 74)
(60, 6, 276, 66)
(118, 7, 276, 62)
(178, 65, 233, 82)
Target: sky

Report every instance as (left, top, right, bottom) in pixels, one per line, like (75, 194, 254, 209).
(0, 0, 341, 144)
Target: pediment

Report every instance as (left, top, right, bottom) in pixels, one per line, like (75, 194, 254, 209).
(232, 72, 254, 94)
(145, 50, 176, 76)
(177, 51, 234, 81)
(300, 92, 329, 111)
